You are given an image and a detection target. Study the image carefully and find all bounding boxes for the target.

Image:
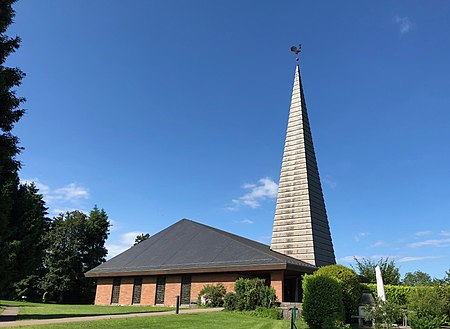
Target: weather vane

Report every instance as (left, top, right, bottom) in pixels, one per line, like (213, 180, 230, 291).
(290, 44, 302, 61)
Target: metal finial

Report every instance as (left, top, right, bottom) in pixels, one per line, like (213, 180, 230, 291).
(290, 44, 302, 61)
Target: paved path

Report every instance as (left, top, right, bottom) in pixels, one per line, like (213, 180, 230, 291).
(0, 307, 223, 327)
(0, 307, 19, 323)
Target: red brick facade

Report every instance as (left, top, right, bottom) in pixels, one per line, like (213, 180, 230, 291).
(93, 271, 285, 306)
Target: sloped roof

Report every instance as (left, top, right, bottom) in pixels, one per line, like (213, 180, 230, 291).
(85, 219, 316, 277)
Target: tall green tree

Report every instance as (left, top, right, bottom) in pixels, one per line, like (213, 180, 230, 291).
(403, 271, 432, 286)
(8, 183, 50, 299)
(40, 207, 110, 303)
(0, 0, 26, 296)
(353, 257, 401, 285)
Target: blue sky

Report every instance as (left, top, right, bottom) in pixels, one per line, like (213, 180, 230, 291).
(8, 1, 450, 278)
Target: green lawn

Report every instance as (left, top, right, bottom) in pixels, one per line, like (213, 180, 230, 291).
(7, 312, 309, 329)
(0, 300, 173, 321)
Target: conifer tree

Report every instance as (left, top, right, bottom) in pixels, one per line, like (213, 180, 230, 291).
(0, 0, 26, 296)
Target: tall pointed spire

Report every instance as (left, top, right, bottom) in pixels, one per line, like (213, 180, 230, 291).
(271, 57, 336, 267)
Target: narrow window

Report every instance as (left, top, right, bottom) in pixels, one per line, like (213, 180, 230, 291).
(132, 277, 142, 304)
(180, 275, 191, 305)
(111, 278, 121, 304)
(155, 276, 166, 305)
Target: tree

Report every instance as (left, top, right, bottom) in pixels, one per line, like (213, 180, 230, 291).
(134, 233, 150, 245)
(353, 257, 401, 285)
(403, 271, 432, 286)
(8, 183, 50, 300)
(40, 207, 110, 303)
(0, 0, 26, 295)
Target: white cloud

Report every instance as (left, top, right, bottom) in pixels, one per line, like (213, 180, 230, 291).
(340, 255, 363, 263)
(322, 177, 337, 189)
(397, 256, 442, 263)
(394, 16, 412, 34)
(106, 231, 145, 259)
(441, 230, 450, 236)
(355, 232, 369, 242)
(120, 231, 142, 245)
(408, 238, 450, 248)
(21, 178, 90, 215)
(370, 240, 386, 248)
(228, 177, 278, 210)
(415, 230, 432, 237)
(51, 183, 89, 202)
(239, 219, 254, 224)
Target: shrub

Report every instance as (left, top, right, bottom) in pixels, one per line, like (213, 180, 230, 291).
(361, 283, 411, 305)
(408, 286, 448, 329)
(248, 306, 282, 319)
(234, 278, 277, 311)
(223, 292, 237, 311)
(364, 300, 403, 329)
(197, 283, 226, 307)
(302, 274, 345, 328)
(315, 264, 361, 321)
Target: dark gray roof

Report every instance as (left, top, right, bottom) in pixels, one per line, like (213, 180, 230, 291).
(86, 219, 316, 277)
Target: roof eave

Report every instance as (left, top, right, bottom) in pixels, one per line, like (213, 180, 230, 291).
(85, 263, 289, 278)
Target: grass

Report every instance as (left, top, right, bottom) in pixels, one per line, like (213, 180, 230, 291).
(0, 300, 173, 321)
(5, 312, 310, 329)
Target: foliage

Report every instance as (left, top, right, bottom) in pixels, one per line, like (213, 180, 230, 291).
(361, 283, 411, 305)
(242, 306, 282, 320)
(408, 286, 448, 329)
(39, 207, 110, 303)
(432, 269, 450, 286)
(1, 183, 49, 299)
(315, 264, 361, 321)
(403, 271, 432, 286)
(0, 0, 36, 300)
(234, 278, 277, 311)
(197, 283, 226, 307)
(353, 257, 401, 285)
(134, 233, 150, 245)
(302, 274, 345, 328)
(364, 299, 403, 329)
(223, 292, 237, 311)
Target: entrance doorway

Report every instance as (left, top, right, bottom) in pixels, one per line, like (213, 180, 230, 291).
(283, 275, 303, 302)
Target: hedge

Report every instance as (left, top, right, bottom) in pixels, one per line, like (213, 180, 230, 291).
(302, 274, 345, 328)
(315, 264, 361, 321)
(361, 283, 411, 305)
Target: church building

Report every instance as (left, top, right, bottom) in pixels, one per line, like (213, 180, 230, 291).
(85, 52, 336, 306)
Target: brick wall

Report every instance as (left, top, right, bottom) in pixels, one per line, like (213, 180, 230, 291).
(93, 271, 285, 306)
(164, 276, 181, 306)
(140, 276, 156, 305)
(118, 276, 134, 305)
(271, 270, 284, 302)
(94, 277, 113, 305)
(191, 273, 239, 303)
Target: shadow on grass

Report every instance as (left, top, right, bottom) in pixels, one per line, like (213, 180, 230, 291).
(18, 310, 173, 321)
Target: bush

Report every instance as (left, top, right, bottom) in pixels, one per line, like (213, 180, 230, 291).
(408, 286, 448, 329)
(247, 306, 282, 319)
(364, 300, 403, 329)
(361, 283, 411, 305)
(234, 278, 277, 311)
(315, 264, 361, 321)
(197, 283, 227, 307)
(302, 274, 345, 328)
(223, 292, 237, 311)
